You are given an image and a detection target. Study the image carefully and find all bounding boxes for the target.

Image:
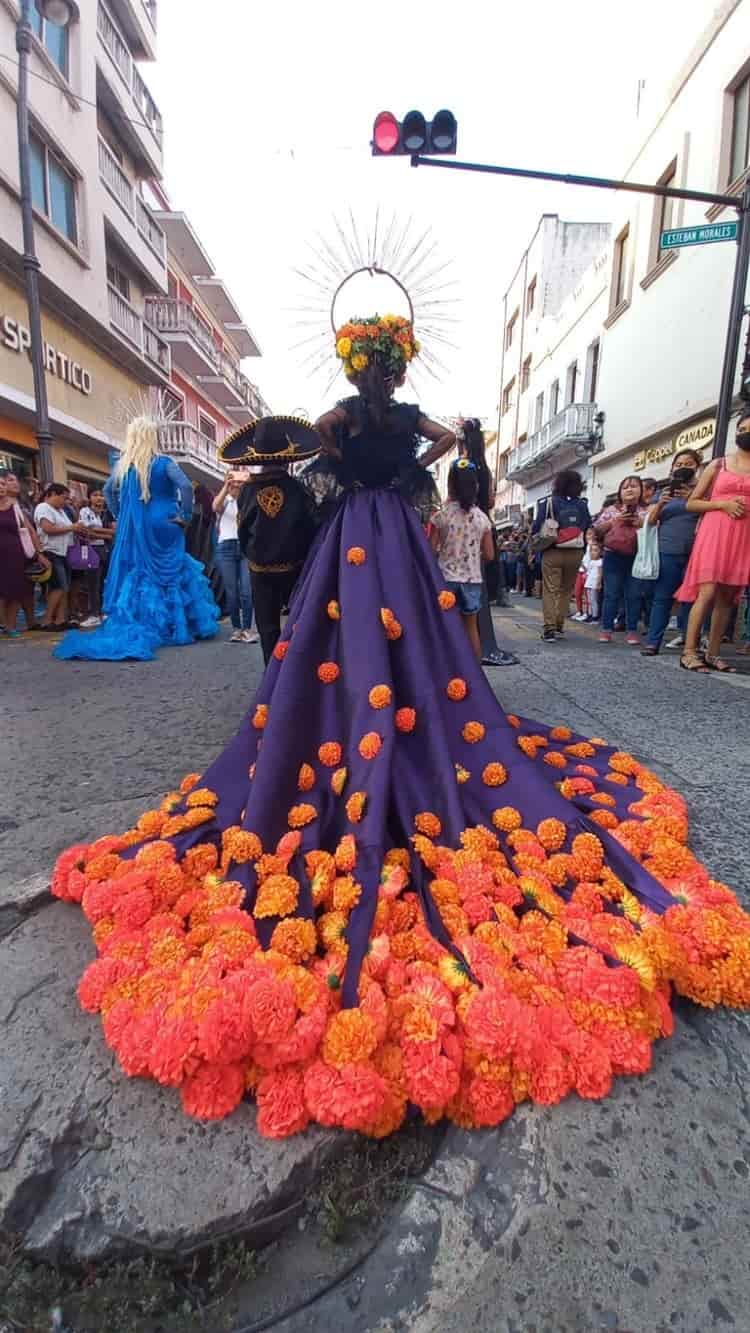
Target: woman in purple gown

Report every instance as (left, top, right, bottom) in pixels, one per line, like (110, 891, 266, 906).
(52, 316, 749, 1138)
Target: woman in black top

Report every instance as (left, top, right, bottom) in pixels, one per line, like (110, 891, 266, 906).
(460, 418, 517, 665)
(533, 469, 592, 641)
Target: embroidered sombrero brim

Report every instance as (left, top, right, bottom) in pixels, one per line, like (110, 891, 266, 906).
(218, 416, 322, 464)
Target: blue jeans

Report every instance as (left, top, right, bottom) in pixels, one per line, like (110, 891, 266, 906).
(645, 552, 689, 648)
(602, 550, 641, 631)
(216, 539, 252, 630)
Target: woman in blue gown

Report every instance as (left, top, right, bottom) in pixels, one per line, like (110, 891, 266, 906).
(55, 416, 219, 661)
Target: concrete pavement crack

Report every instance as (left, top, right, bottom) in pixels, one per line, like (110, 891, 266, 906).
(2, 972, 57, 1025)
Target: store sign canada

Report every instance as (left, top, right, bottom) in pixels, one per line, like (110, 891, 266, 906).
(1, 314, 92, 395)
(634, 418, 714, 470)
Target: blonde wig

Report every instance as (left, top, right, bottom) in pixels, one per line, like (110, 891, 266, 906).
(115, 416, 158, 502)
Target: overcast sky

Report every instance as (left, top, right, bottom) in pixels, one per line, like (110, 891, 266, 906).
(149, 0, 713, 425)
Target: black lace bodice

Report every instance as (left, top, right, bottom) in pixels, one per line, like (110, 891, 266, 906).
(334, 397, 421, 489)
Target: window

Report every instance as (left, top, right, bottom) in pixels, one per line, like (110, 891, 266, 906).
(731, 73, 750, 183)
(162, 389, 183, 420)
(30, 8, 69, 77)
(566, 361, 578, 405)
(525, 276, 537, 315)
(501, 377, 516, 415)
(612, 225, 630, 309)
(534, 391, 544, 432)
(106, 259, 130, 301)
(30, 134, 77, 243)
(505, 309, 518, 350)
(199, 413, 217, 442)
(585, 340, 600, 403)
(658, 164, 677, 239)
(550, 379, 560, 417)
(521, 355, 532, 394)
(167, 272, 178, 300)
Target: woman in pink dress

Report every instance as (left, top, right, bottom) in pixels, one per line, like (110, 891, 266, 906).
(678, 421, 750, 672)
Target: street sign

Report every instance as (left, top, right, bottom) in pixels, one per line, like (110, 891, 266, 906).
(661, 221, 738, 250)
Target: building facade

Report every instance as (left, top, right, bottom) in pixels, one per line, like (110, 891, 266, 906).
(0, 0, 171, 497)
(489, 215, 611, 524)
(590, 0, 748, 507)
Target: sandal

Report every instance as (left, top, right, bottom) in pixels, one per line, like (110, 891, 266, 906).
(704, 655, 736, 673)
(680, 652, 710, 673)
(640, 646, 659, 657)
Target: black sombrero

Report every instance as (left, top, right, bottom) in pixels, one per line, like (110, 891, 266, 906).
(218, 416, 322, 465)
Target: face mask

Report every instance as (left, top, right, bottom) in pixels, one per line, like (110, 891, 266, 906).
(736, 431, 750, 451)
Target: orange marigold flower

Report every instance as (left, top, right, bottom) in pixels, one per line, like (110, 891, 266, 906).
(273, 640, 289, 661)
(183, 843, 218, 878)
(180, 773, 200, 794)
(438, 590, 456, 610)
(331, 766, 348, 795)
(347, 546, 366, 565)
(271, 918, 317, 963)
(182, 808, 215, 830)
(385, 847, 410, 870)
(565, 742, 596, 759)
(136, 809, 167, 837)
(506, 714, 520, 729)
(185, 787, 218, 809)
(288, 803, 317, 829)
(369, 684, 392, 709)
(359, 731, 382, 760)
(256, 1068, 309, 1139)
(439, 902, 469, 941)
(543, 751, 567, 769)
(327, 600, 341, 620)
(318, 741, 342, 767)
(222, 829, 263, 865)
(550, 726, 572, 741)
(462, 721, 485, 744)
(518, 736, 538, 758)
(318, 909, 349, 950)
(536, 818, 567, 852)
(482, 763, 507, 787)
(252, 704, 269, 730)
(455, 764, 471, 784)
(415, 812, 442, 837)
(298, 763, 316, 792)
(438, 955, 473, 992)
(606, 771, 630, 786)
(333, 875, 362, 913)
(380, 606, 396, 627)
(161, 814, 188, 837)
(323, 1008, 378, 1068)
(335, 834, 357, 872)
(255, 874, 299, 918)
(395, 707, 416, 733)
(590, 791, 617, 808)
(385, 618, 403, 640)
(446, 678, 468, 701)
(591, 809, 620, 830)
(181, 1061, 246, 1121)
(317, 661, 340, 684)
(609, 751, 640, 776)
(492, 806, 523, 833)
(346, 792, 367, 823)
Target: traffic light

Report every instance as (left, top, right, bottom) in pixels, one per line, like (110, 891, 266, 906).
(372, 109, 457, 157)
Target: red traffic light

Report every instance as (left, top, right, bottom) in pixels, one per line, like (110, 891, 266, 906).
(373, 111, 400, 155)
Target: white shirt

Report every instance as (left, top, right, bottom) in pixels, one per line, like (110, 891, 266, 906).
(79, 506, 105, 546)
(217, 495, 239, 543)
(584, 556, 603, 590)
(35, 502, 73, 556)
(433, 501, 491, 584)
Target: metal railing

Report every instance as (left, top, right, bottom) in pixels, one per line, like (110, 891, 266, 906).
(98, 3, 163, 148)
(158, 421, 221, 472)
(145, 298, 220, 363)
(142, 0, 157, 29)
(135, 194, 165, 260)
(507, 402, 598, 476)
(98, 136, 133, 214)
(132, 65, 163, 146)
(143, 323, 170, 374)
(108, 285, 170, 375)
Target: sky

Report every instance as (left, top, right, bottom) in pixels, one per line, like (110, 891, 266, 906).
(149, 0, 714, 426)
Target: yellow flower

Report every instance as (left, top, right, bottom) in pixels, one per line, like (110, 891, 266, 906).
(336, 336, 352, 358)
(351, 352, 368, 372)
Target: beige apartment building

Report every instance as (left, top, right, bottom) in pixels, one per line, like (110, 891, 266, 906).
(0, 0, 170, 496)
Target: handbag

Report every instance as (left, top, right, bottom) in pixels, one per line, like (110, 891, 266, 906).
(67, 541, 100, 571)
(604, 517, 638, 557)
(530, 498, 558, 553)
(632, 520, 660, 580)
(13, 504, 36, 559)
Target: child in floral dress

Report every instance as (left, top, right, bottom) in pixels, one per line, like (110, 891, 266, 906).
(432, 459, 494, 659)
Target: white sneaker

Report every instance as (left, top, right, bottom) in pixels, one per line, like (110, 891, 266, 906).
(241, 629, 259, 644)
(80, 616, 102, 629)
(230, 628, 244, 642)
(665, 634, 685, 649)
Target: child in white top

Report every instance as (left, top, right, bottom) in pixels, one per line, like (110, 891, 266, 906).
(584, 540, 604, 621)
(432, 459, 493, 659)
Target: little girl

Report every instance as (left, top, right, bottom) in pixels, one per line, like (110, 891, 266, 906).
(432, 459, 494, 659)
(584, 539, 604, 621)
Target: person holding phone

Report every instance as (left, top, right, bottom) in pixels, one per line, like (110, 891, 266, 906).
(213, 470, 257, 644)
(594, 475, 646, 644)
(640, 450, 701, 656)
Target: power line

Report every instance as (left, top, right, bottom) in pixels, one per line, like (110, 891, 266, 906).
(0, 49, 157, 137)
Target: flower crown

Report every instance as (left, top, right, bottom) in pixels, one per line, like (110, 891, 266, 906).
(334, 314, 421, 381)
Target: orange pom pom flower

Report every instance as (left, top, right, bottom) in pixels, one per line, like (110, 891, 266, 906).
(482, 763, 507, 787)
(446, 678, 468, 701)
(369, 684, 392, 709)
(318, 742, 342, 767)
(462, 721, 485, 744)
(318, 661, 340, 684)
(395, 707, 416, 733)
(359, 732, 382, 760)
(347, 546, 366, 565)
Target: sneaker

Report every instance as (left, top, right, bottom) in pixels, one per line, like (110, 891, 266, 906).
(482, 650, 520, 666)
(665, 634, 685, 649)
(230, 629, 244, 642)
(241, 629, 259, 644)
(555, 627, 565, 637)
(626, 633, 640, 646)
(541, 629, 556, 642)
(599, 631, 612, 643)
(80, 616, 102, 629)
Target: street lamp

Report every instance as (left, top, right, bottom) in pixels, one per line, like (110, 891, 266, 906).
(15, 0, 74, 487)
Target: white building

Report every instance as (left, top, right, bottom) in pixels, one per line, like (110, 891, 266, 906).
(591, 0, 749, 507)
(489, 215, 611, 524)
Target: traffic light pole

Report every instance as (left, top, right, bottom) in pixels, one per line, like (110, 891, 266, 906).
(410, 153, 746, 459)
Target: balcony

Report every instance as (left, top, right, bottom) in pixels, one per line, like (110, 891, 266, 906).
(108, 284, 170, 380)
(106, 0, 157, 59)
(145, 297, 221, 378)
(96, 1, 163, 175)
(99, 138, 166, 289)
(506, 402, 599, 480)
(158, 421, 224, 482)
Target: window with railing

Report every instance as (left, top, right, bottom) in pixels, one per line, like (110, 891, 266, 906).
(30, 7, 69, 77)
(106, 258, 130, 301)
(97, 1, 131, 85)
(30, 133, 77, 243)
